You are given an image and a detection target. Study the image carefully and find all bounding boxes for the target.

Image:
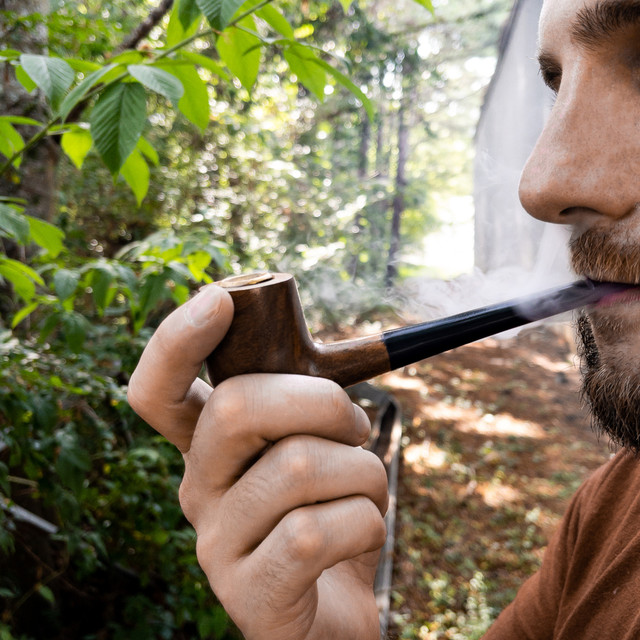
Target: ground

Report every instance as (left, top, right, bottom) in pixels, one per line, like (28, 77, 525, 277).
(374, 324, 613, 640)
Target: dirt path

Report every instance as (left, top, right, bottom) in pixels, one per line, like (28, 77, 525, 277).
(378, 325, 613, 639)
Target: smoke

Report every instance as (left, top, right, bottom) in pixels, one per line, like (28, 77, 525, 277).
(395, 223, 575, 331)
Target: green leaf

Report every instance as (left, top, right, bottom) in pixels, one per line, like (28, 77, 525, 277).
(179, 51, 230, 80)
(186, 250, 212, 280)
(58, 63, 119, 122)
(56, 428, 92, 489)
(53, 268, 80, 302)
(216, 16, 261, 90)
(0, 49, 20, 62)
(0, 121, 24, 167)
(0, 257, 44, 302)
(178, 0, 202, 29)
(256, 5, 294, 38)
(19, 54, 75, 111)
(120, 149, 150, 206)
(172, 283, 190, 305)
(167, 0, 202, 47)
(64, 59, 101, 73)
(62, 312, 91, 352)
(61, 127, 93, 169)
(11, 301, 40, 328)
(37, 585, 55, 605)
(108, 51, 146, 66)
(90, 82, 147, 176)
(339, 0, 353, 11)
(284, 44, 326, 101)
(15, 65, 37, 92)
(27, 217, 65, 257)
(128, 65, 184, 105)
(311, 56, 374, 119)
(0, 115, 43, 126)
(114, 263, 138, 293)
(0, 196, 27, 205)
(136, 273, 169, 332)
(0, 204, 29, 244)
(89, 264, 115, 314)
(158, 63, 210, 130)
(137, 137, 159, 166)
(412, 0, 434, 12)
(294, 24, 314, 39)
(196, 0, 245, 30)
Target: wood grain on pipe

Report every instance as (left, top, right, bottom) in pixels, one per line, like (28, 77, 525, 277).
(205, 272, 390, 388)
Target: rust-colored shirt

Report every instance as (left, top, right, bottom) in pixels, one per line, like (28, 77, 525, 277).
(484, 451, 640, 640)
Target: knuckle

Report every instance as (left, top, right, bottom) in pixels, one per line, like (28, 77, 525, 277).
(365, 451, 390, 514)
(126, 372, 150, 418)
(281, 510, 326, 562)
(323, 381, 354, 424)
(209, 376, 261, 428)
(275, 437, 316, 488)
(369, 504, 387, 549)
(370, 508, 388, 549)
(195, 531, 225, 588)
(367, 450, 388, 488)
(178, 473, 197, 525)
(354, 496, 387, 549)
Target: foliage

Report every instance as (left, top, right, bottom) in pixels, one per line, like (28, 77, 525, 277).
(0, 324, 245, 638)
(0, 0, 511, 637)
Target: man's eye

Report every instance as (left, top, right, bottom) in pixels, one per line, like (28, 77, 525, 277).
(540, 68, 561, 94)
(537, 54, 562, 94)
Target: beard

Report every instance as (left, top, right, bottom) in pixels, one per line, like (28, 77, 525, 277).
(571, 224, 640, 453)
(576, 313, 640, 453)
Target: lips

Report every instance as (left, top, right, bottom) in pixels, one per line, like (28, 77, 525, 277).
(594, 287, 640, 309)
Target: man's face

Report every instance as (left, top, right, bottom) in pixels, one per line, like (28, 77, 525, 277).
(518, 0, 640, 450)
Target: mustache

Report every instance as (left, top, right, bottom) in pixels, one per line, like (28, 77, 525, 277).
(570, 228, 640, 284)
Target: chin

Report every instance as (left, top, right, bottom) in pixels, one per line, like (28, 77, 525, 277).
(577, 313, 640, 454)
(587, 303, 640, 350)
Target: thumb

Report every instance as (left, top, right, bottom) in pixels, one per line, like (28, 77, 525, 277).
(128, 284, 234, 452)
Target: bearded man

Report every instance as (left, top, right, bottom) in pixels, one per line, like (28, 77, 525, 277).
(128, 0, 640, 638)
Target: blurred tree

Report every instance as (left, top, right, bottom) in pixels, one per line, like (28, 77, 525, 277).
(0, 1, 514, 637)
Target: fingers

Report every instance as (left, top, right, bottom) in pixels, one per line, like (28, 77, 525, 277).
(216, 436, 388, 555)
(184, 374, 371, 491)
(128, 284, 233, 452)
(230, 496, 386, 621)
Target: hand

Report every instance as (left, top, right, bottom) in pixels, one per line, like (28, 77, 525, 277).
(128, 284, 389, 639)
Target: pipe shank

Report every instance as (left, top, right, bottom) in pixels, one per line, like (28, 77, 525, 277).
(314, 336, 390, 388)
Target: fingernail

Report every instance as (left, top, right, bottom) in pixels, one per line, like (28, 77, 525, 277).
(354, 405, 372, 441)
(184, 285, 221, 327)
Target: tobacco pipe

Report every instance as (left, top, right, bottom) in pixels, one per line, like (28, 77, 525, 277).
(205, 272, 631, 388)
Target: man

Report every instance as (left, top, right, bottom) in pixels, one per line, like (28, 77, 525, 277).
(128, 0, 640, 637)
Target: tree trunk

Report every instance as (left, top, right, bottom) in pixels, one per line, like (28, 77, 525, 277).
(375, 109, 387, 177)
(385, 96, 408, 288)
(116, 0, 174, 52)
(0, 0, 57, 223)
(350, 115, 371, 279)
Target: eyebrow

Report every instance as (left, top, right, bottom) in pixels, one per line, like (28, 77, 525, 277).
(536, 0, 640, 90)
(571, 0, 640, 49)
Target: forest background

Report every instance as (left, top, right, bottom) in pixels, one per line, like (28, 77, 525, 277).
(0, 0, 514, 638)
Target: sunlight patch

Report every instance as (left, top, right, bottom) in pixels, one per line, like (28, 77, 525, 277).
(477, 482, 523, 507)
(403, 440, 447, 471)
(459, 412, 547, 439)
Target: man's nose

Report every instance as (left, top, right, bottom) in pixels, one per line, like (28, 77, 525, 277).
(518, 71, 638, 226)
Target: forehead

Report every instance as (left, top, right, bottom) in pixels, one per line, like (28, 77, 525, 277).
(539, 0, 592, 42)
